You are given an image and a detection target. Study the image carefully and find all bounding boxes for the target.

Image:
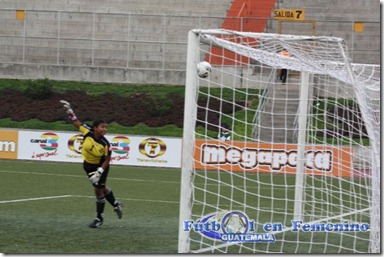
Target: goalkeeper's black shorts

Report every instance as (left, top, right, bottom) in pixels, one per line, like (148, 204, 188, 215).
(83, 161, 110, 188)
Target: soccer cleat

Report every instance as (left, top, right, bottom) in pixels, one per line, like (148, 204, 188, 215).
(114, 201, 123, 219)
(89, 218, 103, 228)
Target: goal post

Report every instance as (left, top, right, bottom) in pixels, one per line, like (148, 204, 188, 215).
(178, 30, 200, 253)
(178, 29, 380, 253)
(293, 71, 310, 222)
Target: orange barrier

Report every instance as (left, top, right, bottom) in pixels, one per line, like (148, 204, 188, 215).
(194, 140, 353, 177)
(207, 0, 277, 65)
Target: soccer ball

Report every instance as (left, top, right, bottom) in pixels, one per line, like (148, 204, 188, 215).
(197, 61, 212, 78)
(224, 213, 247, 234)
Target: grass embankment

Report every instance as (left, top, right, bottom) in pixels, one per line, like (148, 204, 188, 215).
(0, 79, 260, 139)
(0, 79, 186, 136)
(0, 78, 367, 145)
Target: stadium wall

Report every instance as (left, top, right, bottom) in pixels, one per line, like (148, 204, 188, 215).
(0, 63, 185, 85)
(0, 0, 379, 85)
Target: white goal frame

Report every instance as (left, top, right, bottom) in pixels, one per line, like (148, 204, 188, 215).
(178, 29, 380, 253)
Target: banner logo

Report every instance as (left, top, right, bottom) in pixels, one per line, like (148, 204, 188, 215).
(139, 138, 166, 158)
(110, 136, 131, 155)
(110, 136, 130, 162)
(30, 132, 59, 151)
(201, 144, 332, 172)
(194, 140, 352, 177)
(30, 132, 59, 159)
(68, 134, 84, 154)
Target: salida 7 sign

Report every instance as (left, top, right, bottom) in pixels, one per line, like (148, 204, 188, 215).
(194, 140, 352, 177)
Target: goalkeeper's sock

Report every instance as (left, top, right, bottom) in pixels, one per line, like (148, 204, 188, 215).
(96, 197, 106, 220)
(105, 189, 118, 207)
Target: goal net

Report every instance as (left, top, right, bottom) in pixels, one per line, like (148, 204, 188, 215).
(178, 29, 380, 253)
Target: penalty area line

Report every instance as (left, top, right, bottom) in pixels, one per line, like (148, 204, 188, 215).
(0, 195, 72, 204)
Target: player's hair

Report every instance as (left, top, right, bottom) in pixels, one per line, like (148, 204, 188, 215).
(92, 119, 106, 129)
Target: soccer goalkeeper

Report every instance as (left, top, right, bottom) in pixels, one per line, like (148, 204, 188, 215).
(60, 100, 123, 228)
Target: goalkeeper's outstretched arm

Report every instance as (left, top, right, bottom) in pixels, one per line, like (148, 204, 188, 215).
(60, 100, 81, 128)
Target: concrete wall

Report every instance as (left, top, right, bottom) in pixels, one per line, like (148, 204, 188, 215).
(0, 0, 230, 16)
(0, 8, 227, 84)
(268, 0, 380, 64)
(0, 63, 185, 84)
(0, 0, 380, 85)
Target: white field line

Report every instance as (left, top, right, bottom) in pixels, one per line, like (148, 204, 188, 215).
(72, 195, 179, 204)
(0, 194, 179, 205)
(0, 169, 294, 191)
(0, 169, 180, 184)
(0, 195, 72, 204)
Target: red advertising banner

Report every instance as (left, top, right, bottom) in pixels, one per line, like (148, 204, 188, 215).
(194, 140, 353, 177)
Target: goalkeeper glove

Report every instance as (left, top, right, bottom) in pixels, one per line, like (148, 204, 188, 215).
(60, 100, 77, 121)
(89, 167, 104, 185)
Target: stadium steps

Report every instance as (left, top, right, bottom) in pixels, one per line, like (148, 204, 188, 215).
(209, 0, 277, 65)
(257, 80, 300, 143)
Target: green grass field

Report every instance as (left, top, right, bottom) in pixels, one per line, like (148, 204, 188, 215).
(0, 159, 372, 254)
(0, 159, 181, 254)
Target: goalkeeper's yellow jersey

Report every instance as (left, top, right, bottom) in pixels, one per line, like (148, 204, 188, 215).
(79, 124, 111, 164)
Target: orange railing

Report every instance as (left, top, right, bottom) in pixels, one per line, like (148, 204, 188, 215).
(207, 0, 277, 65)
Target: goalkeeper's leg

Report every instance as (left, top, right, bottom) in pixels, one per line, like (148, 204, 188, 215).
(95, 167, 123, 219)
(105, 187, 123, 219)
(89, 184, 108, 228)
(89, 196, 105, 228)
(96, 168, 123, 219)
(84, 163, 123, 225)
(83, 162, 107, 227)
